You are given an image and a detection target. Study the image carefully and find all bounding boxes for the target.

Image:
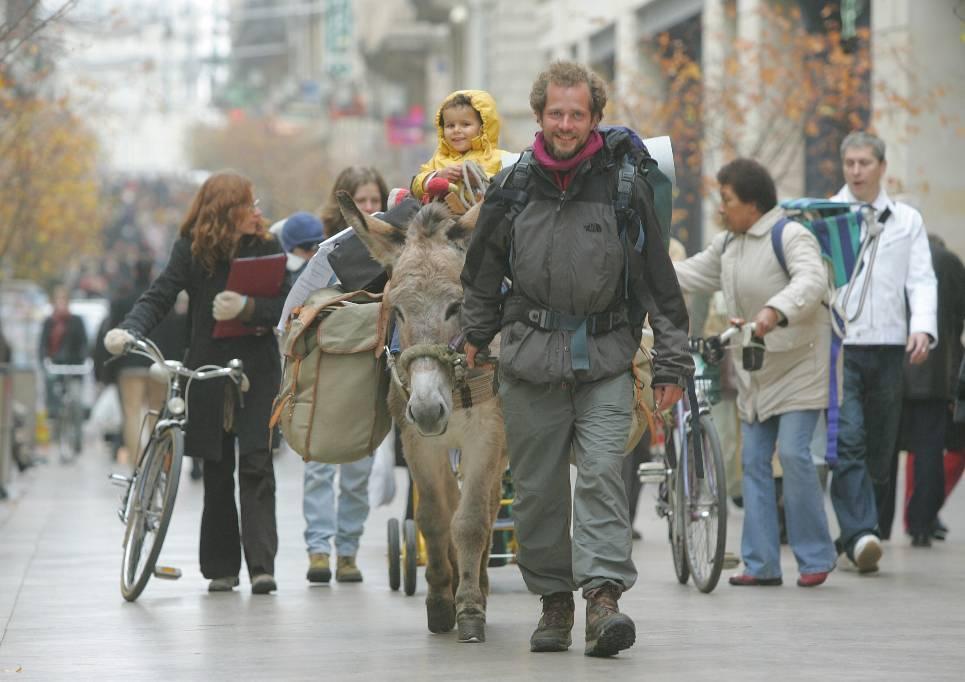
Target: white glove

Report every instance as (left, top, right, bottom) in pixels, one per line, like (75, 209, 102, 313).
(104, 328, 134, 355)
(213, 291, 248, 321)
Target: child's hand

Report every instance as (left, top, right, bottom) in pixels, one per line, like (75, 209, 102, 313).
(440, 165, 463, 183)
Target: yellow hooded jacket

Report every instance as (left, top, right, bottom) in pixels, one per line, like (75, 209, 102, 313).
(411, 89, 508, 198)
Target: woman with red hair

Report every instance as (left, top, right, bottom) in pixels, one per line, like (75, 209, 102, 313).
(105, 171, 290, 594)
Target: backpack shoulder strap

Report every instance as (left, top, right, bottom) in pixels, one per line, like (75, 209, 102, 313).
(504, 149, 534, 191)
(771, 217, 791, 279)
(615, 154, 645, 254)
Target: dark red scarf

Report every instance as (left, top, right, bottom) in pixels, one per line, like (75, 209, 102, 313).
(532, 130, 603, 190)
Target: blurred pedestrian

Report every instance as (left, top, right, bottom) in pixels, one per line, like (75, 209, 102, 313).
(40, 285, 89, 459)
(318, 166, 387, 239)
(104, 172, 290, 595)
(899, 235, 965, 546)
(828, 131, 937, 573)
(675, 158, 837, 588)
(303, 170, 388, 584)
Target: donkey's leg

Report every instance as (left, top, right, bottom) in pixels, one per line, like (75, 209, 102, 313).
(451, 427, 506, 643)
(403, 430, 460, 634)
(478, 462, 505, 599)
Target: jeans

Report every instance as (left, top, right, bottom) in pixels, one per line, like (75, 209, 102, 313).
(303, 456, 374, 556)
(740, 409, 836, 578)
(830, 346, 904, 557)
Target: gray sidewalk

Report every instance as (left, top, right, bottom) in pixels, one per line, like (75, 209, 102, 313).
(1, 437, 964, 680)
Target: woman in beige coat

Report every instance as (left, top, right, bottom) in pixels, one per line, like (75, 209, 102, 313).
(675, 158, 837, 587)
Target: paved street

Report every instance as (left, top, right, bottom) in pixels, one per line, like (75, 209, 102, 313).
(1, 437, 963, 681)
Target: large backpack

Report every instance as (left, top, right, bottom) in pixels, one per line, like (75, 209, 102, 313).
(271, 287, 392, 464)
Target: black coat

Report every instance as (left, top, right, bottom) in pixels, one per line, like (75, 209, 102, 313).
(122, 234, 290, 460)
(903, 237, 965, 401)
(39, 314, 88, 365)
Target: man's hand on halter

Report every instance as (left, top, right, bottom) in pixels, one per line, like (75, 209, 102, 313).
(464, 341, 494, 370)
(654, 384, 684, 411)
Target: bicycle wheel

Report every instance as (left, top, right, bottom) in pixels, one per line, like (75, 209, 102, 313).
(683, 414, 727, 593)
(121, 427, 183, 601)
(666, 429, 689, 585)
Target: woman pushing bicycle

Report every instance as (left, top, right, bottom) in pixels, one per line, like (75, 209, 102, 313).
(105, 172, 290, 595)
(673, 158, 837, 588)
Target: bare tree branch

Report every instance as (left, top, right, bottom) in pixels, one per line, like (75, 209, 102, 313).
(0, 0, 76, 66)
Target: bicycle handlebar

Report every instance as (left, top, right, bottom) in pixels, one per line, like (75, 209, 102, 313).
(124, 336, 246, 387)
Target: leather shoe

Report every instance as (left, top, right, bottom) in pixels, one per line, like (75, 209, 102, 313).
(728, 573, 782, 586)
(797, 571, 830, 587)
(911, 533, 932, 548)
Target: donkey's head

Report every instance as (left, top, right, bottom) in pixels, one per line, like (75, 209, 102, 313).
(336, 192, 481, 436)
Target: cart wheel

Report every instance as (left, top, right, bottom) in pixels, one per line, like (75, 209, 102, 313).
(403, 519, 418, 596)
(387, 518, 401, 591)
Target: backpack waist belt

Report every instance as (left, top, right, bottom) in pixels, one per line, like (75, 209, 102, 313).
(502, 296, 628, 371)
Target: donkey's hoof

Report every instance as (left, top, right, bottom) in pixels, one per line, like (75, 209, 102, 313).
(457, 609, 486, 643)
(426, 594, 456, 633)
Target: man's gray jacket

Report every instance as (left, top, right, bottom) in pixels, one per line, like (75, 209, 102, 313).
(460, 127, 693, 387)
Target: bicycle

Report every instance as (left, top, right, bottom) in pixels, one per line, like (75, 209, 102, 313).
(640, 322, 758, 593)
(108, 335, 247, 602)
(43, 358, 93, 463)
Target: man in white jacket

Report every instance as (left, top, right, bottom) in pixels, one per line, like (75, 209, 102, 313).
(829, 131, 937, 573)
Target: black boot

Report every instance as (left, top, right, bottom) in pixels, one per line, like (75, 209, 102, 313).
(530, 592, 574, 652)
(584, 582, 635, 657)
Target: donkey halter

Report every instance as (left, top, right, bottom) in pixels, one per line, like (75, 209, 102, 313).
(385, 342, 496, 411)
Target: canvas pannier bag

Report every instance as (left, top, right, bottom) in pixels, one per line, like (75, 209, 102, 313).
(625, 329, 656, 454)
(271, 287, 391, 464)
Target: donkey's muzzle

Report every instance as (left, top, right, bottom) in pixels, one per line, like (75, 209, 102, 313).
(407, 399, 450, 437)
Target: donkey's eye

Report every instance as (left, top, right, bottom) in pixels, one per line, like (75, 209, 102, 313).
(445, 301, 462, 320)
(393, 307, 405, 323)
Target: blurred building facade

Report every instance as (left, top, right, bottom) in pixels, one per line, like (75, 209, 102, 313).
(49, 0, 229, 175)
(538, 0, 965, 255)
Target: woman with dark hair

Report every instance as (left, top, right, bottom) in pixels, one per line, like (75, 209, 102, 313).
(301, 165, 388, 585)
(674, 158, 837, 587)
(104, 171, 290, 594)
(318, 166, 388, 239)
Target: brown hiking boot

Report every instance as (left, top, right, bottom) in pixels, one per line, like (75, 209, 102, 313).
(335, 555, 363, 583)
(529, 592, 575, 652)
(584, 582, 636, 657)
(306, 553, 331, 583)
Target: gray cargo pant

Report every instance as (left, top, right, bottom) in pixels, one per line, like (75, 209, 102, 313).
(499, 371, 637, 596)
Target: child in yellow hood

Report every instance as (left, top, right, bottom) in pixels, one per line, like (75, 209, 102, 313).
(411, 89, 510, 200)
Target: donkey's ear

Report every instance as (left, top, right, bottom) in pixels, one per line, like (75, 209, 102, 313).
(446, 199, 483, 246)
(336, 190, 405, 267)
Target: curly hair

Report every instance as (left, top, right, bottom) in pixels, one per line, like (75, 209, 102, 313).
(178, 172, 259, 274)
(318, 166, 388, 238)
(529, 61, 608, 120)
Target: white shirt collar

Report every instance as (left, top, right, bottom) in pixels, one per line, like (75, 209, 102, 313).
(836, 185, 895, 215)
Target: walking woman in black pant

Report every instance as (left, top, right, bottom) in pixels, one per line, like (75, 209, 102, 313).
(104, 172, 290, 594)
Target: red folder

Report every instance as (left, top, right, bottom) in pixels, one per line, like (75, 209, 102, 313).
(212, 253, 287, 339)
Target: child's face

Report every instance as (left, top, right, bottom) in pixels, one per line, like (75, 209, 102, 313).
(442, 104, 482, 154)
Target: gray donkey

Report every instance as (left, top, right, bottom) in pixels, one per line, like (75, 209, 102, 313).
(337, 193, 508, 644)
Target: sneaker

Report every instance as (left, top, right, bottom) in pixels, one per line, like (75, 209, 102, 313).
(251, 574, 277, 594)
(797, 571, 830, 587)
(529, 592, 575, 653)
(584, 582, 636, 658)
(335, 555, 363, 583)
(208, 576, 239, 592)
(306, 553, 332, 583)
(853, 534, 882, 574)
